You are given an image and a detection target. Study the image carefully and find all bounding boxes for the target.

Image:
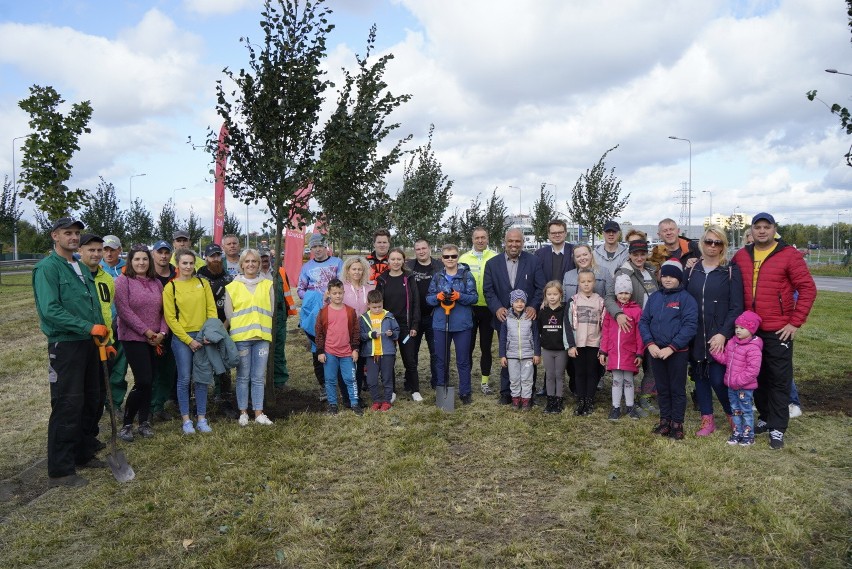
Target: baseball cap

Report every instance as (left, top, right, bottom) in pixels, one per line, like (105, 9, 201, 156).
(152, 240, 172, 252)
(50, 217, 85, 232)
(603, 220, 620, 233)
(173, 230, 190, 240)
(308, 233, 326, 247)
(79, 233, 103, 246)
(628, 240, 648, 254)
(205, 243, 223, 256)
(751, 212, 776, 225)
(259, 248, 271, 257)
(103, 235, 122, 249)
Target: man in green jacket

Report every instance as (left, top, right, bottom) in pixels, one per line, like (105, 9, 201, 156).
(33, 218, 112, 488)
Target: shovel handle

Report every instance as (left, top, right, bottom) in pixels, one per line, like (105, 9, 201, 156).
(93, 335, 108, 362)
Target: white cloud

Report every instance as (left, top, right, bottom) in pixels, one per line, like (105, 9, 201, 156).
(183, 0, 261, 16)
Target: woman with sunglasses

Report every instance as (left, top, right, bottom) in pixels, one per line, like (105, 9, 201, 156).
(114, 245, 168, 441)
(375, 248, 421, 402)
(684, 225, 743, 437)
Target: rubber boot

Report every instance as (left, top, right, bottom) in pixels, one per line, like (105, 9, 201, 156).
(512, 397, 521, 410)
(521, 398, 532, 410)
(696, 414, 716, 437)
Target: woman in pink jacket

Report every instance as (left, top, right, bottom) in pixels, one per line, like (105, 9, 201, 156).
(712, 311, 763, 446)
(114, 245, 169, 441)
(599, 274, 645, 420)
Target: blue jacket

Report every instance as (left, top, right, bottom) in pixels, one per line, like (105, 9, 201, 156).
(534, 243, 575, 282)
(100, 258, 126, 278)
(684, 261, 743, 363)
(483, 252, 545, 329)
(639, 285, 698, 352)
(426, 263, 478, 332)
(359, 309, 401, 356)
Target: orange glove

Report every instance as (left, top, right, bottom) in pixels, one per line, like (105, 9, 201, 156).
(105, 346, 117, 359)
(155, 344, 165, 357)
(450, 290, 460, 302)
(436, 291, 446, 301)
(90, 324, 109, 339)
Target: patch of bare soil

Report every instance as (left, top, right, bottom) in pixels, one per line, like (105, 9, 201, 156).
(801, 372, 852, 416)
(0, 458, 48, 522)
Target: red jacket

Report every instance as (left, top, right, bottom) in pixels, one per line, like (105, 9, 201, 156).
(731, 241, 816, 332)
(314, 304, 360, 356)
(712, 334, 763, 391)
(599, 300, 644, 373)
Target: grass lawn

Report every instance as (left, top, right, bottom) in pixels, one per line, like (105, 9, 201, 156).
(0, 273, 849, 568)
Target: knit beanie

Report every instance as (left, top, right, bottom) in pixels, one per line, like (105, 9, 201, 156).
(660, 259, 684, 281)
(614, 274, 632, 294)
(735, 310, 762, 335)
(510, 289, 527, 304)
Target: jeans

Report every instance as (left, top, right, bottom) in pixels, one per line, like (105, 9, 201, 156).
(728, 388, 755, 438)
(434, 328, 472, 397)
(172, 332, 208, 417)
(324, 354, 357, 407)
(366, 355, 395, 403)
(235, 339, 269, 411)
(790, 379, 801, 406)
(693, 360, 732, 416)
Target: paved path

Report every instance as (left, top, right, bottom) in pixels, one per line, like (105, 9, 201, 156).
(813, 276, 852, 293)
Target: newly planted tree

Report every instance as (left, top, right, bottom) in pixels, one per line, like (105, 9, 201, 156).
(18, 85, 93, 219)
(531, 183, 557, 244)
(568, 145, 629, 245)
(125, 198, 156, 246)
(157, 199, 180, 242)
(483, 188, 510, 248)
(459, 193, 485, 246)
(79, 177, 126, 239)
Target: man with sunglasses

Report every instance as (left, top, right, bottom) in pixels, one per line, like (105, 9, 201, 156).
(406, 238, 443, 390)
(731, 213, 816, 450)
(33, 218, 110, 488)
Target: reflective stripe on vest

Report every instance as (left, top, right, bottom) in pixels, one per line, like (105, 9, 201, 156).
(226, 279, 274, 342)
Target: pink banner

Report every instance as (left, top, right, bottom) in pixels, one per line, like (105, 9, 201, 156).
(213, 123, 228, 245)
(283, 183, 312, 285)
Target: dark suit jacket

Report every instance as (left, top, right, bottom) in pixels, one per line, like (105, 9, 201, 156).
(534, 243, 575, 283)
(483, 251, 546, 329)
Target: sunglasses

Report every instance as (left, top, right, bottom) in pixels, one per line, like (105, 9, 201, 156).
(130, 244, 150, 253)
(442, 254, 458, 259)
(703, 239, 724, 247)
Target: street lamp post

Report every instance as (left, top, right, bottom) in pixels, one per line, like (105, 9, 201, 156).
(668, 136, 692, 237)
(825, 68, 852, 77)
(702, 190, 712, 228)
(129, 173, 146, 203)
(837, 210, 849, 252)
(11, 135, 26, 261)
(508, 185, 522, 217)
(172, 187, 186, 202)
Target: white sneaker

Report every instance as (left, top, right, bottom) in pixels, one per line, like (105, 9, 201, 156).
(788, 403, 802, 418)
(411, 392, 423, 402)
(255, 413, 273, 425)
(238, 414, 249, 427)
(391, 392, 397, 403)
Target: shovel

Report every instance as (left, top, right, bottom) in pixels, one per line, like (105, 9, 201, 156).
(95, 337, 135, 483)
(435, 295, 456, 412)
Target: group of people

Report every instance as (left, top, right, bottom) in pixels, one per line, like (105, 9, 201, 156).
(33, 210, 816, 488)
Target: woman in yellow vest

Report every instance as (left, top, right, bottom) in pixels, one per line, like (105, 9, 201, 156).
(225, 249, 275, 426)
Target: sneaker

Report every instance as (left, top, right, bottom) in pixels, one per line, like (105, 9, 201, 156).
(481, 383, 493, 395)
(727, 432, 742, 445)
(182, 420, 195, 435)
(769, 429, 784, 450)
(327, 404, 339, 415)
(652, 418, 671, 436)
(512, 396, 521, 409)
(137, 421, 154, 438)
(460, 394, 472, 405)
(196, 418, 213, 433)
(371, 402, 382, 411)
(521, 398, 532, 410)
(255, 414, 273, 425)
(633, 404, 649, 418)
(78, 458, 108, 469)
(754, 419, 769, 434)
(788, 404, 802, 419)
(48, 474, 88, 488)
(669, 421, 685, 440)
(118, 425, 134, 442)
(352, 405, 364, 416)
(391, 392, 397, 404)
(238, 413, 250, 427)
(739, 436, 755, 446)
(626, 406, 642, 420)
(380, 402, 391, 412)
(411, 392, 423, 402)
(608, 407, 621, 421)
(639, 397, 659, 415)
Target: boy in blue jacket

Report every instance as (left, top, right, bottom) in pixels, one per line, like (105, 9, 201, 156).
(639, 260, 698, 440)
(360, 289, 400, 411)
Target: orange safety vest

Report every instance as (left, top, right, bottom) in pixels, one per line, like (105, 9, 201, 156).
(278, 267, 297, 316)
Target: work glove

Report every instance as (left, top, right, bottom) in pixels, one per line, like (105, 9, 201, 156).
(436, 291, 446, 301)
(90, 324, 109, 339)
(105, 346, 117, 359)
(450, 290, 460, 302)
(155, 344, 165, 357)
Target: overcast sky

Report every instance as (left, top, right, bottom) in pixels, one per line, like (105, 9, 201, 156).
(1, 0, 851, 238)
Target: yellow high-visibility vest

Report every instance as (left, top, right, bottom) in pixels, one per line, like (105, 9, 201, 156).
(226, 279, 274, 342)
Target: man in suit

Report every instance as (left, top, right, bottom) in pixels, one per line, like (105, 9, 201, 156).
(534, 219, 575, 284)
(483, 227, 546, 404)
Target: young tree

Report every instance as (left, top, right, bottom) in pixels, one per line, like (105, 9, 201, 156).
(79, 177, 126, 238)
(567, 145, 630, 246)
(17, 85, 93, 219)
(392, 125, 453, 247)
(184, 208, 206, 248)
(157, 198, 180, 241)
(0, 176, 23, 248)
(440, 206, 464, 247)
(483, 188, 510, 248)
(223, 210, 242, 237)
(530, 183, 557, 244)
(459, 193, 485, 246)
(125, 198, 156, 246)
(314, 24, 411, 250)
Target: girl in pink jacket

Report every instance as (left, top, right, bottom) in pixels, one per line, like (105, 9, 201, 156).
(599, 274, 644, 420)
(712, 310, 763, 446)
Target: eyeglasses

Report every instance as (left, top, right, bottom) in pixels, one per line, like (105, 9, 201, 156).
(442, 254, 458, 259)
(703, 239, 724, 247)
(548, 230, 565, 236)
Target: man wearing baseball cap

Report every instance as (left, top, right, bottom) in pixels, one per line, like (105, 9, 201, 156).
(98, 233, 130, 413)
(33, 218, 112, 487)
(170, 230, 205, 271)
(594, 220, 629, 277)
(731, 212, 816, 450)
(100, 234, 125, 278)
